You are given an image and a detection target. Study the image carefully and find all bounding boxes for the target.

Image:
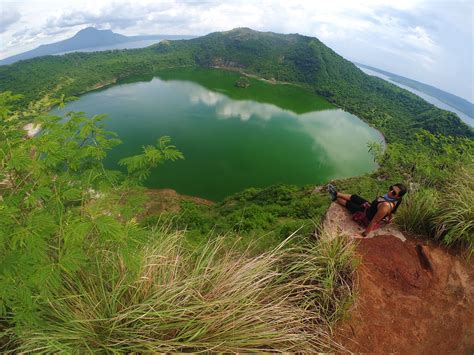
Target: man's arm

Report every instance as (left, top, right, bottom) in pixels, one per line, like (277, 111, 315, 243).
(362, 203, 390, 236)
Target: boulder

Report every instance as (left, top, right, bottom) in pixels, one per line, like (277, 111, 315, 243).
(323, 202, 406, 242)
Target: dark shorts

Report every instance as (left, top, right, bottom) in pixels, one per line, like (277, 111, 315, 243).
(345, 194, 369, 214)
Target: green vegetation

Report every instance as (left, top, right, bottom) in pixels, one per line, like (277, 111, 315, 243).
(6, 231, 356, 353)
(395, 166, 473, 255)
(433, 167, 473, 253)
(0, 93, 356, 352)
(1, 28, 473, 351)
(143, 184, 330, 253)
(395, 187, 440, 236)
(1, 28, 472, 142)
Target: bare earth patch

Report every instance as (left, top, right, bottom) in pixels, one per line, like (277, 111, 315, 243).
(143, 188, 213, 215)
(323, 203, 474, 353)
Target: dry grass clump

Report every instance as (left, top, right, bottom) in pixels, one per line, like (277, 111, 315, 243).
(11, 228, 357, 353)
(395, 166, 473, 258)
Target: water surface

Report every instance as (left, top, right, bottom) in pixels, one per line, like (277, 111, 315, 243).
(359, 66, 474, 127)
(61, 68, 383, 200)
(55, 40, 162, 55)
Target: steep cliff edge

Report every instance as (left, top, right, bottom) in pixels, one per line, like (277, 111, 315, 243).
(324, 203, 474, 353)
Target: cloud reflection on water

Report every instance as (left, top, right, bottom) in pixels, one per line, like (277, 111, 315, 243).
(172, 79, 382, 177)
(188, 84, 285, 121)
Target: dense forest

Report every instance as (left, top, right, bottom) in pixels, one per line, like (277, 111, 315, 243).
(1, 28, 473, 352)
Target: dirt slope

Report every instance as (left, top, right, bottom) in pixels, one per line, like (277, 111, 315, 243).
(324, 201, 474, 353)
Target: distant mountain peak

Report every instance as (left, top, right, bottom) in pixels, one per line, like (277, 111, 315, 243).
(224, 28, 273, 35)
(76, 27, 113, 34)
(228, 27, 254, 33)
(72, 27, 125, 39)
(0, 28, 194, 66)
(77, 27, 101, 33)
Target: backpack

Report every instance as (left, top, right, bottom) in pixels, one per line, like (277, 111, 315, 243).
(352, 202, 372, 227)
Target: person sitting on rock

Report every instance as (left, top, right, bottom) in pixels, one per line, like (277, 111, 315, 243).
(327, 183, 407, 236)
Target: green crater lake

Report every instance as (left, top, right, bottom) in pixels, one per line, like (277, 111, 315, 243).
(60, 68, 383, 201)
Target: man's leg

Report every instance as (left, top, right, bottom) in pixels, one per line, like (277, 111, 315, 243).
(336, 197, 347, 206)
(337, 192, 352, 201)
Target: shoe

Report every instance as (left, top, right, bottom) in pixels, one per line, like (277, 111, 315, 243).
(327, 183, 338, 201)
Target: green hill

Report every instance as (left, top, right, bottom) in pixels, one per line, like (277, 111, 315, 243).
(0, 27, 472, 142)
(1, 27, 473, 353)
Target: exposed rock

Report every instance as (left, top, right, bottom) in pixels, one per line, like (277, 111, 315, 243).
(336, 236, 474, 353)
(324, 202, 474, 352)
(323, 202, 406, 242)
(142, 188, 213, 216)
(235, 76, 250, 88)
(311, 185, 324, 194)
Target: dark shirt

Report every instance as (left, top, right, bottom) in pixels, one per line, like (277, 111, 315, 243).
(367, 197, 395, 221)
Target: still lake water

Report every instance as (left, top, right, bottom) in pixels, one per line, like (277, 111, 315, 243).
(60, 68, 383, 201)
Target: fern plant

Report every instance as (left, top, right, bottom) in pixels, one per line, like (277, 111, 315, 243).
(119, 136, 184, 185)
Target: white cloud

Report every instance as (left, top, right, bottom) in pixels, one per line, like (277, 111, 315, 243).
(177, 77, 381, 171)
(0, 6, 20, 34)
(403, 26, 437, 52)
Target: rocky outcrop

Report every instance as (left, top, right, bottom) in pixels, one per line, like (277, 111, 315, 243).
(336, 235, 474, 353)
(323, 202, 474, 353)
(323, 202, 406, 242)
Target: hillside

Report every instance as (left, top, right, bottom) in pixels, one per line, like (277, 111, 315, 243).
(357, 63, 474, 119)
(1, 27, 473, 352)
(0, 27, 194, 65)
(0, 28, 472, 143)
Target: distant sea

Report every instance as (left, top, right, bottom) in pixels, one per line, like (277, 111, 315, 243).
(358, 66, 474, 128)
(55, 39, 162, 55)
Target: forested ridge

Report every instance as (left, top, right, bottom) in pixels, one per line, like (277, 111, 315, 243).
(1, 28, 472, 143)
(357, 62, 474, 118)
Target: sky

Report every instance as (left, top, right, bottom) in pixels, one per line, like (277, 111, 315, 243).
(1, 0, 473, 102)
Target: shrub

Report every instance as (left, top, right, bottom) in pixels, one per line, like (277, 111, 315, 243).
(0, 94, 183, 345)
(226, 203, 277, 232)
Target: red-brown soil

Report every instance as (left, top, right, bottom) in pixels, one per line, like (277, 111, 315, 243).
(144, 188, 213, 214)
(336, 235, 474, 353)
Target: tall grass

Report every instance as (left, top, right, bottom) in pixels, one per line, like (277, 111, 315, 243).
(395, 187, 439, 236)
(7, 228, 356, 353)
(434, 167, 474, 257)
(395, 166, 473, 257)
